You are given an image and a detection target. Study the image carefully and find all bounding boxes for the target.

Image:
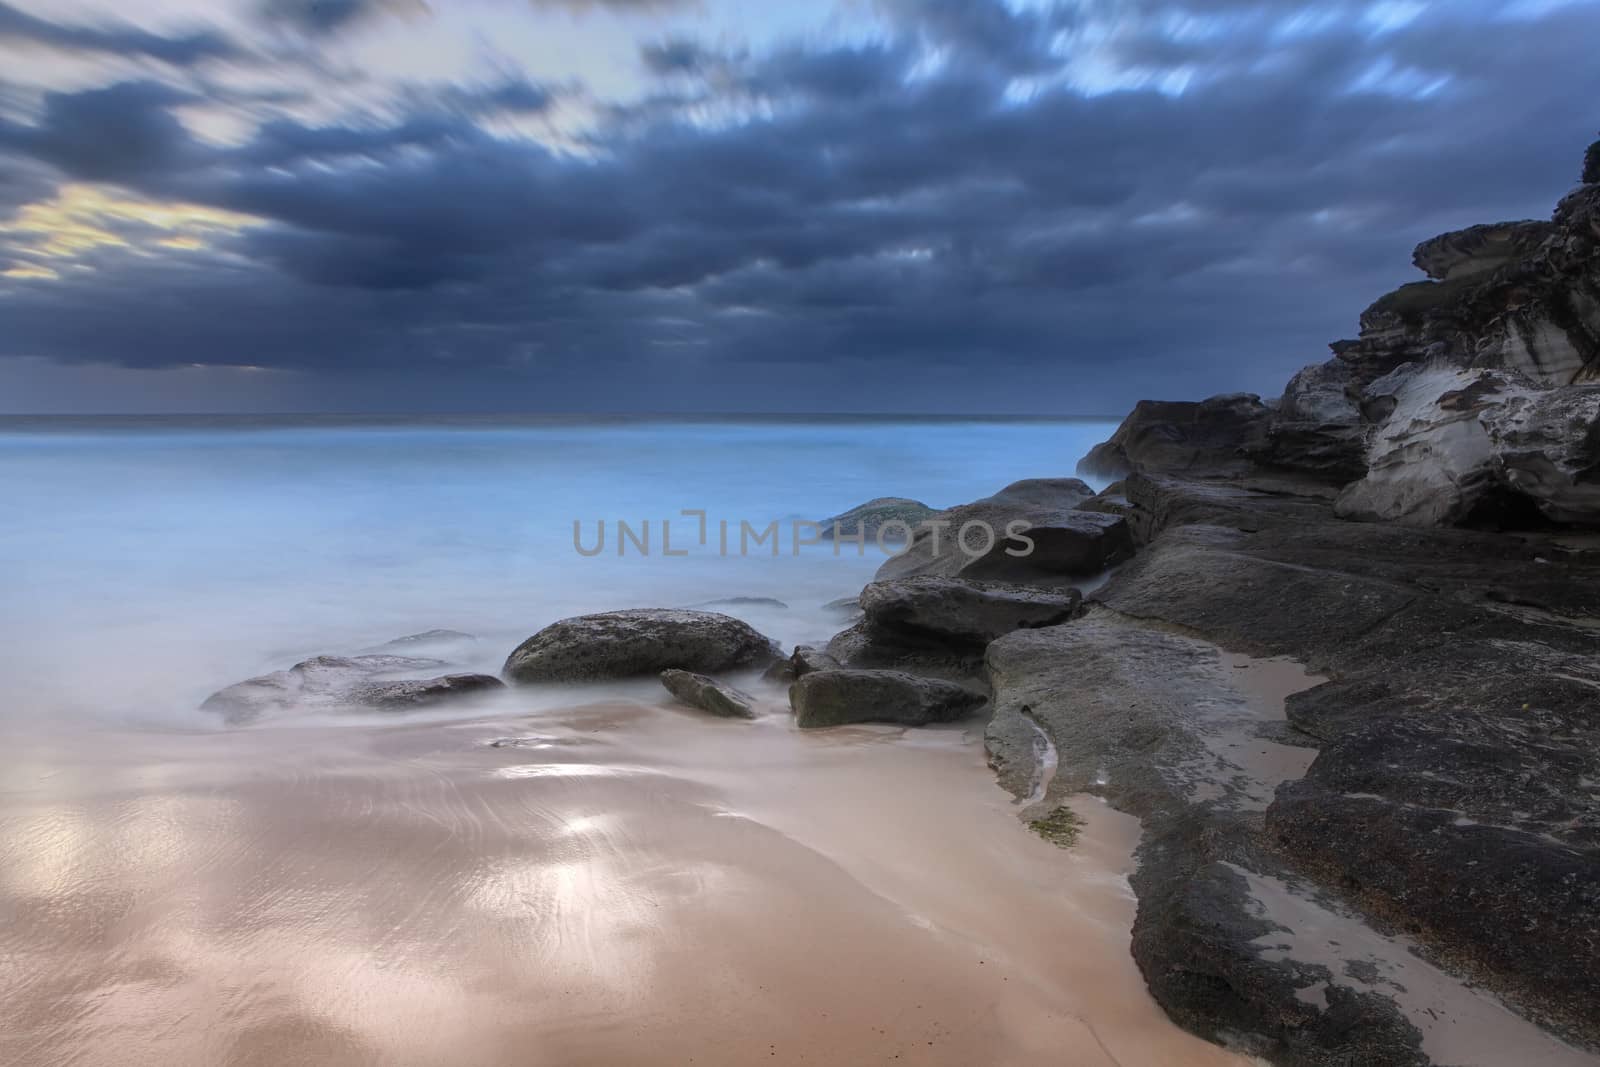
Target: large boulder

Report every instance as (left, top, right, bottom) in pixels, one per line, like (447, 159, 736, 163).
(857, 576, 1082, 646)
(659, 669, 757, 719)
(875, 478, 1130, 581)
(819, 497, 935, 541)
(503, 609, 780, 683)
(202, 653, 501, 722)
(788, 669, 985, 729)
(1077, 393, 1272, 482)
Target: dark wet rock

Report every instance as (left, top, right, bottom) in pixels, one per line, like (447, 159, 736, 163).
(985, 612, 1426, 1065)
(858, 576, 1081, 646)
(1082, 472, 1600, 1048)
(659, 669, 757, 719)
(200, 653, 489, 722)
(1077, 394, 1272, 482)
(818, 497, 935, 541)
(353, 673, 505, 710)
(1258, 359, 1369, 483)
(791, 645, 840, 677)
(762, 644, 844, 685)
(789, 668, 985, 729)
(503, 609, 780, 683)
(875, 478, 1129, 582)
(692, 597, 789, 610)
(823, 619, 986, 681)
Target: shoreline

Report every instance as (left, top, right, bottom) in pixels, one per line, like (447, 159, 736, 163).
(0, 696, 1255, 1067)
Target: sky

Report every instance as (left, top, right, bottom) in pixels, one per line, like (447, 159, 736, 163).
(0, 0, 1596, 414)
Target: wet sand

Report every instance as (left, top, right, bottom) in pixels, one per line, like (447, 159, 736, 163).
(0, 696, 1255, 1067)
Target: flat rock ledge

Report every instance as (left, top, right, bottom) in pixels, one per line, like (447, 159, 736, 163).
(503, 609, 780, 683)
(659, 669, 757, 719)
(1011, 472, 1600, 1063)
(789, 668, 986, 729)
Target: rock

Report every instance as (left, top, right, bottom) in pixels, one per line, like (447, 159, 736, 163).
(1411, 220, 1553, 282)
(791, 645, 840, 676)
(364, 629, 479, 655)
(788, 669, 985, 729)
(354, 673, 505, 710)
(857, 575, 1081, 646)
(823, 619, 985, 681)
(818, 497, 935, 541)
(692, 597, 789, 610)
(984, 613, 1426, 1065)
(875, 478, 1130, 582)
(761, 644, 842, 685)
(200, 653, 490, 722)
(659, 669, 757, 719)
(821, 595, 862, 617)
(1076, 394, 1272, 482)
(1259, 359, 1369, 483)
(1086, 472, 1600, 1046)
(503, 609, 780, 683)
(1333, 362, 1600, 527)
(1584, 135, 1600, 186)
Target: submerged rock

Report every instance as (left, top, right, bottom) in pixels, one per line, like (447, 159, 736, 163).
(201, 653, 495, 721)
(818, 497, 935, 541)
(368, 629, 478, 652)
(858, 575, 1081, 646)
(788, 669, 985, 729)
(503, 609, 780, 683)
(659, 669, 757, 719)
(692, 597, 789, 610)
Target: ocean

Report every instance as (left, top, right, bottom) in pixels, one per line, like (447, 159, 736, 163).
(0, 415, 1117, 726)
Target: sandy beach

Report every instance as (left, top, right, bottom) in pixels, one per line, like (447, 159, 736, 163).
(0, 691, 1255, 1067)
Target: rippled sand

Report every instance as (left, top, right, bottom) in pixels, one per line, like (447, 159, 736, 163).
(0, 697, 1253, 1066)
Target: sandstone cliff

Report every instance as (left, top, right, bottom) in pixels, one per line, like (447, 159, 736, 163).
(1082, 144, 1600, 529)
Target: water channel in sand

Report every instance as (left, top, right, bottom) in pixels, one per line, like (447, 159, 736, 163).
(0, 690, 1259, 1067)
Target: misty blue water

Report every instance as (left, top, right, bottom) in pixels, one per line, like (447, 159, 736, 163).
(0, 416, 1116, 725)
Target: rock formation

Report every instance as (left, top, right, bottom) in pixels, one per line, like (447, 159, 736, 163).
(1080, 149, 1600, 529)
(503, 609, 780, 683)
(202, 652, 503, 721)
(876, 477, 1131, 580)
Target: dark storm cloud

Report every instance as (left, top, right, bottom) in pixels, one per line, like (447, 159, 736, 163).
(0, 82, 201, 183)
(0, 1, 240, 66)
(2, 0, 1599, 412)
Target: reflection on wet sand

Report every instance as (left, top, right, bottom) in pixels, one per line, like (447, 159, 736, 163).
(0, 700, 1254, 1066)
